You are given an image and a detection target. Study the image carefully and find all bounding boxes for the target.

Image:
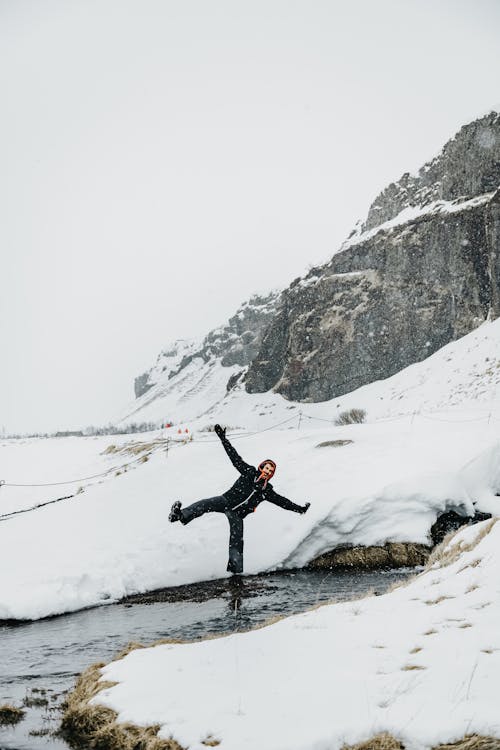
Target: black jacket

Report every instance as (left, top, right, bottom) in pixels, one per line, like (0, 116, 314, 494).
(219, 434, 304, 517)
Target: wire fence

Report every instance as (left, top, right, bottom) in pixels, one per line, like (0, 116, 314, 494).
(1, 405, 498, 521)
(0, 454, 150, 488)
(0, 494, 77, 522)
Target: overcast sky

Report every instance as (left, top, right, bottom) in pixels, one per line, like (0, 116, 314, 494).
(2, 0, 500, 434)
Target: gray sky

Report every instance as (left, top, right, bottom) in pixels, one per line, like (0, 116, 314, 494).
(2, 0, 500, 434)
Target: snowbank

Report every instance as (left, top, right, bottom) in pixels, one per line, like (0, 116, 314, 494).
(0, 415, 499, 621)
(81, 519, 500, 750)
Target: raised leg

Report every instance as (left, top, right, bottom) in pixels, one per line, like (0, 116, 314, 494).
(180, 495, 227, 524)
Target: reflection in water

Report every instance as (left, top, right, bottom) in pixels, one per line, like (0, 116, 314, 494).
(0, 568, 414, 749)
(228, 575, 243, 616)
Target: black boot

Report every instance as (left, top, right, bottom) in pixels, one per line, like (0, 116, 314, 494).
(227, 559, 243, 575)
(169, 501, 182, 523)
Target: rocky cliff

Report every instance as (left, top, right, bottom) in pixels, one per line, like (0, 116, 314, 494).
(245, 111, 500, 401)
(134, 292, 279, 399)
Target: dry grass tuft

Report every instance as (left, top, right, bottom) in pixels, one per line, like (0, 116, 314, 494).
(335, 408, 366, 426)
(342, 732, 404, 750)
(342, 734, 500, 750)
(341, 734, 500, 750)
(428, 519, 497, 570)
(29, 728, 52, 737)
(457, 558, 482, 573)
(114, 641, 146, 660)
(23, 692, 49, 708)
(424, 596, 454, 605)
(84, 718, 131, 750)
(401, 664, 426, 671)
(382, 519, 498, 600)
(0, 704, 25, 726)
(466, 584, 480, 594)
(103, 439, 167, 457)
(201, 736, 221, 746)
(315, 439, 354, 448)
(409, 646, 422, 654)
(434, 735, 500, 749)
(60, 661, 185, 750)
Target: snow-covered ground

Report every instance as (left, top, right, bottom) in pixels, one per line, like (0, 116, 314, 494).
(1, 320, 499, 621)
(93, 518, 500, 750)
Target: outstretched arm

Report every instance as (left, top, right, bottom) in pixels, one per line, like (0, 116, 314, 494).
(267, 488, 310, 514)
(214, 424, 254, 476)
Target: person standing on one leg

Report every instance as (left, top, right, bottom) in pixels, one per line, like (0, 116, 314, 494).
(169, 424, 310, 574)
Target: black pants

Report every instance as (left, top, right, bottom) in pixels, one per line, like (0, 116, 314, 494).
(180, 495, 244, 574)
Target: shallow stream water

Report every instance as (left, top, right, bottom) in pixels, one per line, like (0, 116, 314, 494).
(0, 568, 414, 749)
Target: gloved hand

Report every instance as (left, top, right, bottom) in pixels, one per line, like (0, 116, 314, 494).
(300, 502, 311, 514)
(214, 424, 226, 439)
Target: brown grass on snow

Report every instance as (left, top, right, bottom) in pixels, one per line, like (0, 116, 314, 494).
(0, 704, 25, 725)
(343, 735, 500, 750)
(342, 733, 404, 750)
(61, 661, 184, 750)
(315, 439, 354, 448)
(309, 542, 430, 570)
(427, 519, 497, 570)
(435, 737, 500, 750)
(386, 518, 498, 597)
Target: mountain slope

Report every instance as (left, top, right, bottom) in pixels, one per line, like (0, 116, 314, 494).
(123, 292, 279, 424)
(126, 110, 500, 423)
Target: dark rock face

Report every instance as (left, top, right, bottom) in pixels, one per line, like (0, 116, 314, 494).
(135, 292, 279, 398)
(430, 510, 492, 546)
(363, 111, 500, 232)
(134, 372, 152, 398)
(204, 293, 279, 368)
(246, 112, 500, 401)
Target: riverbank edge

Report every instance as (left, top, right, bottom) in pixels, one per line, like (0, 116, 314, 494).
(60, 521, 500, 750)
(0, 541, 432, 628)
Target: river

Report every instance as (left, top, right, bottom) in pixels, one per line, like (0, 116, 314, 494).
(0, 568, 414, 749)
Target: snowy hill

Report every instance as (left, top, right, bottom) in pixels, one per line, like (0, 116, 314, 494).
(118, 317, 500, 432)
